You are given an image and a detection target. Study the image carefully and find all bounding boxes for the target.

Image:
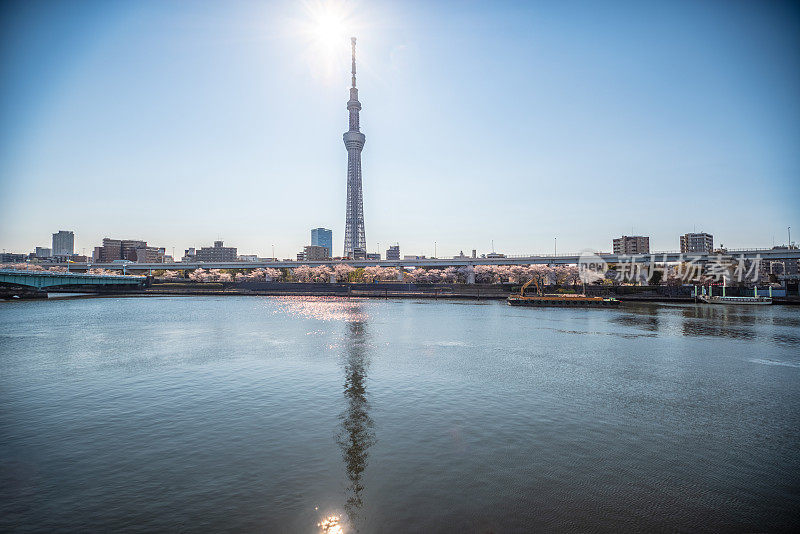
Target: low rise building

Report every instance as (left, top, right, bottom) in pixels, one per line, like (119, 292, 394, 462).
(304, 245, 330, 261)
(135, 246, 164, 263)
(94, 238, 147, 262)
(386, 245, 400, 260)
(195, 241, 237, 262)
(613, 235, 650, 255)
(680, 232, 713, 253)
(1, 252, 26, 263)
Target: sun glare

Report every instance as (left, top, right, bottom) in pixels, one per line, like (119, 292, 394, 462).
(296, 0, 360, 83)
(308, 2, 349, 48)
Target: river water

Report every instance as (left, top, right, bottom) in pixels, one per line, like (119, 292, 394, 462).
(1, 296, 798, 532)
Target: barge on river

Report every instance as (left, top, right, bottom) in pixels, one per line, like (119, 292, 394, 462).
(507, 278, 620, 308)
(698, 295, 772, 305)
(695, 285, 772, 305)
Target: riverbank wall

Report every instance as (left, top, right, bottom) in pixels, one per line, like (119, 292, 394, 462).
(32, 281, 800, 304)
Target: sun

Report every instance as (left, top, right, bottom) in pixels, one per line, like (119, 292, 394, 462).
(303, 0, 353, 50)
(292, 0, 364, 84)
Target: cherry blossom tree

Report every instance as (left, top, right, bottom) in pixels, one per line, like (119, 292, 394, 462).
(473, 265, 495, 283)
(311, 265, 333, 282)
(440, 266, 460, 283)
(363, 266, 383, 283)
(189, 268, 209, 282)
(334, 264, 355, 282)
(377, 267, 399, 281)
(264, 268, 282, 281)
(563, 265, 581, 287)
(292, 265, 313, 283)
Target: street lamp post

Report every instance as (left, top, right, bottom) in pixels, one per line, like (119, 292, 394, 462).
(434, 241, 437, 259)
(272, 244, 275, 262)
(554, 237, 557, 256)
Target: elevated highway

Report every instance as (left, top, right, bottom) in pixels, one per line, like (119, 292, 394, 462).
(68, 248, 800, 272)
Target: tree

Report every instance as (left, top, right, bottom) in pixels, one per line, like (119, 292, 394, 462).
(473, 265, 495, 283)
(189, 268, 209, 282)
(363, 266, 383, 283)
(334, 264, 355, 283)
(528, 265, 550, 288)
(564, 265, 581, 287)
(264, 268, 282, 281)
(378, 267, 399, 281)
(311, 265, 333, 282)
(293, 265, 313, 282)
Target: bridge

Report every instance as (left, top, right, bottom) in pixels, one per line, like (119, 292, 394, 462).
(0, 269, 146, 290)
(67, 248, 800, 271)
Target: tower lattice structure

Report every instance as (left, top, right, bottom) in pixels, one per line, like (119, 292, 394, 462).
(343, 37, 366, 257)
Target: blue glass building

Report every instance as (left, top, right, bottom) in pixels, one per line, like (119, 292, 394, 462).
(311, 228, 333, 257)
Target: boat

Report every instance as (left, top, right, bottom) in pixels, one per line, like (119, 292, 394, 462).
(695, 284, 773, 305)
(507, 278, 620, 308)
(698, 295, 772, 305)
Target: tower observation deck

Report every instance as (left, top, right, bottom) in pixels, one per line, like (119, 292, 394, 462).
(343, 37, 366, 257)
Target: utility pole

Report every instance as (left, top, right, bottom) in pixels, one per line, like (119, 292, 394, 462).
(554, 237, 557, 256)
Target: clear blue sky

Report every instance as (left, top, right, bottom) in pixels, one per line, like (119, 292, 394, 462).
(1, 0, 798, 258)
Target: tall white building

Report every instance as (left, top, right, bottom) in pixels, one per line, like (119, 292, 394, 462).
(52, 230, 74, 256)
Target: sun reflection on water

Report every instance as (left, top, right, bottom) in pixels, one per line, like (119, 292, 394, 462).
(271, 296, 369, 323)
(318, 514, 344, 534)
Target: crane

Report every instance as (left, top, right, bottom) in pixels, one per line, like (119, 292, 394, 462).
(520, 276, 542, 297)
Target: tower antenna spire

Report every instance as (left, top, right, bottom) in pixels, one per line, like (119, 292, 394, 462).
(351, 36, 357, 88)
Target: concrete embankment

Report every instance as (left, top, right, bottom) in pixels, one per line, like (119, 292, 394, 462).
(38, 281, 800, 304)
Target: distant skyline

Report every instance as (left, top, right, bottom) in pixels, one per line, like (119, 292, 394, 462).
(1, 0, 798, 258)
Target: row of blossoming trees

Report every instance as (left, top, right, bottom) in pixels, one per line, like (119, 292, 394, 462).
(1, 262, 690, 285)
(155, 264, 589, 285)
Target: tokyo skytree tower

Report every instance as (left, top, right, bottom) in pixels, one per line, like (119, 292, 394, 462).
(343, 37, 366, 257)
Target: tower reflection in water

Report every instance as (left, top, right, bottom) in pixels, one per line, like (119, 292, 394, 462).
(274, 298, 375, 533)
(336, 318, 375, 532)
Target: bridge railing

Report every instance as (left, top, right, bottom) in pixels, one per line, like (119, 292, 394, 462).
(0, 269, 145, 280)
